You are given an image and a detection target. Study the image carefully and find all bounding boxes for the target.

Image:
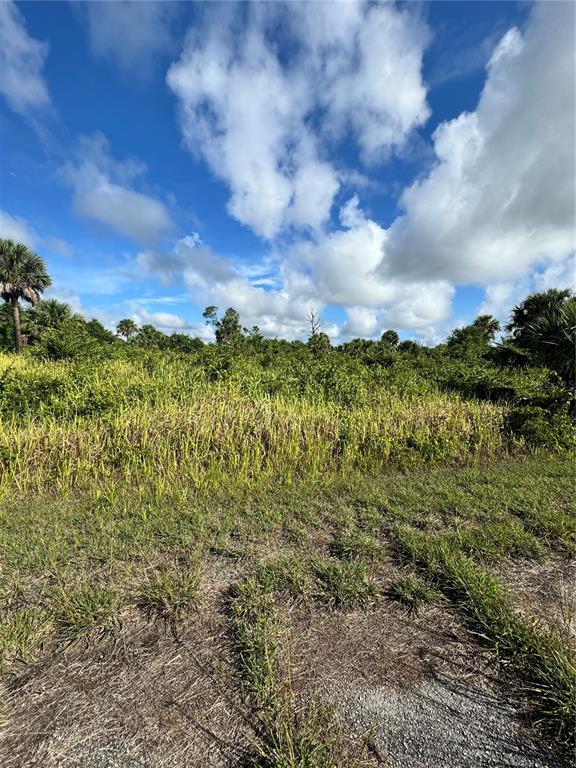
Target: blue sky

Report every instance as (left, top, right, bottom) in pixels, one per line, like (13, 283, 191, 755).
(0, 0, 574, 342)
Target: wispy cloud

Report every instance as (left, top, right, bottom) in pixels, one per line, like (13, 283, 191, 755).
(61, 133, 174, 245)
(0, 1, 52, 119)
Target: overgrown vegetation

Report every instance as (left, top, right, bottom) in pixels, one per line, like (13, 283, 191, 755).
(0, 246, 574, 765)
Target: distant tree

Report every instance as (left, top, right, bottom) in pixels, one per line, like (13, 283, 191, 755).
(307, 310, 321, 337)
(167, 333, 204, 352)
(116, 318, 139, 340)
(397, 340, 421, 354)
(380, 329, 399, 348)
(308, 331, 331, 356)
(203, 305, 244, 346)
(85, 318, 116, 344)
(500, 289, 576, 384)
(446, 314, 500, 359)
(306, 309, 331, 355)
(0, 239, 51, 352)
(340, 338, 376, 355)
(506, 289, 571, 340)
(245, 325, 264, 349)
(136, 324, 167, 349)
(218, 308, 243, 345)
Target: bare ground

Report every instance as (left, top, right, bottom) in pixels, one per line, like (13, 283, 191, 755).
(0, 559, 572, 768)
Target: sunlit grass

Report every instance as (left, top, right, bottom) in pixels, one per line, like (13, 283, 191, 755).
(0, 355, 506, 497)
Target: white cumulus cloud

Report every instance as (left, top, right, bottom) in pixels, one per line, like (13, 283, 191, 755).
(167, 0, 429, 240)
(384, 0, 575, 284)
(77, 1, 179, 76)
(0, 210, 38, 247)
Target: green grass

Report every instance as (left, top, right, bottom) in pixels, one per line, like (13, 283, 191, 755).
(312, 560, 378, 609)
(229, 578, 346, 768)
(135, 563, 202, 623)
(0, 607, 52, 670)
(52, 585, 119, 639)
(0, 454, 573, 758)
(0, 353, 510, 497)
(387, 574, 440, 615)
(329, 529, 383, 561)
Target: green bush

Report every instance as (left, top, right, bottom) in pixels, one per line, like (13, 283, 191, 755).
(506, 405, 575, 450)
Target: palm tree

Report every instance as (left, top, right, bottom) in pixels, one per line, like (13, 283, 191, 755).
(32, 299, 77, 331)
(0, 239, 51, 353)
(116, 318, 138, 340)
(507, 289, 571, 339)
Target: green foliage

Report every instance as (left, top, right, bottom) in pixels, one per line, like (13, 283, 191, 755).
(330, 530, 383, 561)
(0, 239, 52, 352)
(85, 318, 117, 344)
(380, 329, 399, 347)
(203, 305, 245, 346)
(30, 299, 77, 332)
(503, 289, 576, 384)
(136, 323, 168, 349)
(397, 339, 421, 354)
(506, 404, 575, 450)
(52, 585, 118, 638)
(31, 318, 103, 361)
(308, 331, 331, 356)
(312, 560, 377, 608)
(446, 315, 500, 359)
(116, 318, 138, 339)
(0, 607, 51, 669)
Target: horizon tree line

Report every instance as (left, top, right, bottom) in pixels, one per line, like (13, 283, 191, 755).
(1, 237, 574, 383)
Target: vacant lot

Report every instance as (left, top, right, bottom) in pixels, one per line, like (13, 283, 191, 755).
(0, 347, 574, 766)
(1, 450, 574, 767)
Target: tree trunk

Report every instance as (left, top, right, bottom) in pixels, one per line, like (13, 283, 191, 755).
(11, 296, 22, 353)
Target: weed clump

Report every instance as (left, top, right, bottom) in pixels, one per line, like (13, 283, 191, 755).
(135, 563, 201, 623)
(53, 586, 119, 639)
(387, 574, 439, 615)
(312, 560, 378, 609)
(330, 529, 383, 561)
(0, 608, 52, 669)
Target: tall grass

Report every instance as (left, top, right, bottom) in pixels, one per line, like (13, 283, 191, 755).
(0, 355, 506, 496)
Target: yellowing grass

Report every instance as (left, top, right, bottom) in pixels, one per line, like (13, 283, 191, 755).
(0, 387, 504, 496)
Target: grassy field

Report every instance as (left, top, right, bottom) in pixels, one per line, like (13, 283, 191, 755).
(0, 351, 574, 767)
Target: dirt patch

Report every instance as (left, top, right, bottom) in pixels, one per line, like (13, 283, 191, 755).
(287, 600, 564, 767)
(0, 566, 253, 768)
(287, 600, 494, 690)
(323, 674, 561, 768)
(497, 557, 576, 637)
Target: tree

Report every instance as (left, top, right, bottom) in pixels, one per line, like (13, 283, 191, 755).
(501, 289, 576, 384)
(472, 314, 500, 341)
(308, 331, 331, 356)
(203, 305, 244, 346)
(380, 329, 399, 348)
(117, 318, 139, 340)
(507, 288, 571, 340)
(306, 309, 331, 355)
(32, 299, 76, 331)
(136, 324, 167, 349)
(397, 340, 421, 354)
(0, 239, 51, 353)
(85, 318, 116, 344)
(167, 333, 204, 352)
(446, 314, 500, 358)
(307, 310, 321, 337)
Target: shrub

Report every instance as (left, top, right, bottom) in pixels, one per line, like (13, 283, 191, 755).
(506, 405, 575, 450)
